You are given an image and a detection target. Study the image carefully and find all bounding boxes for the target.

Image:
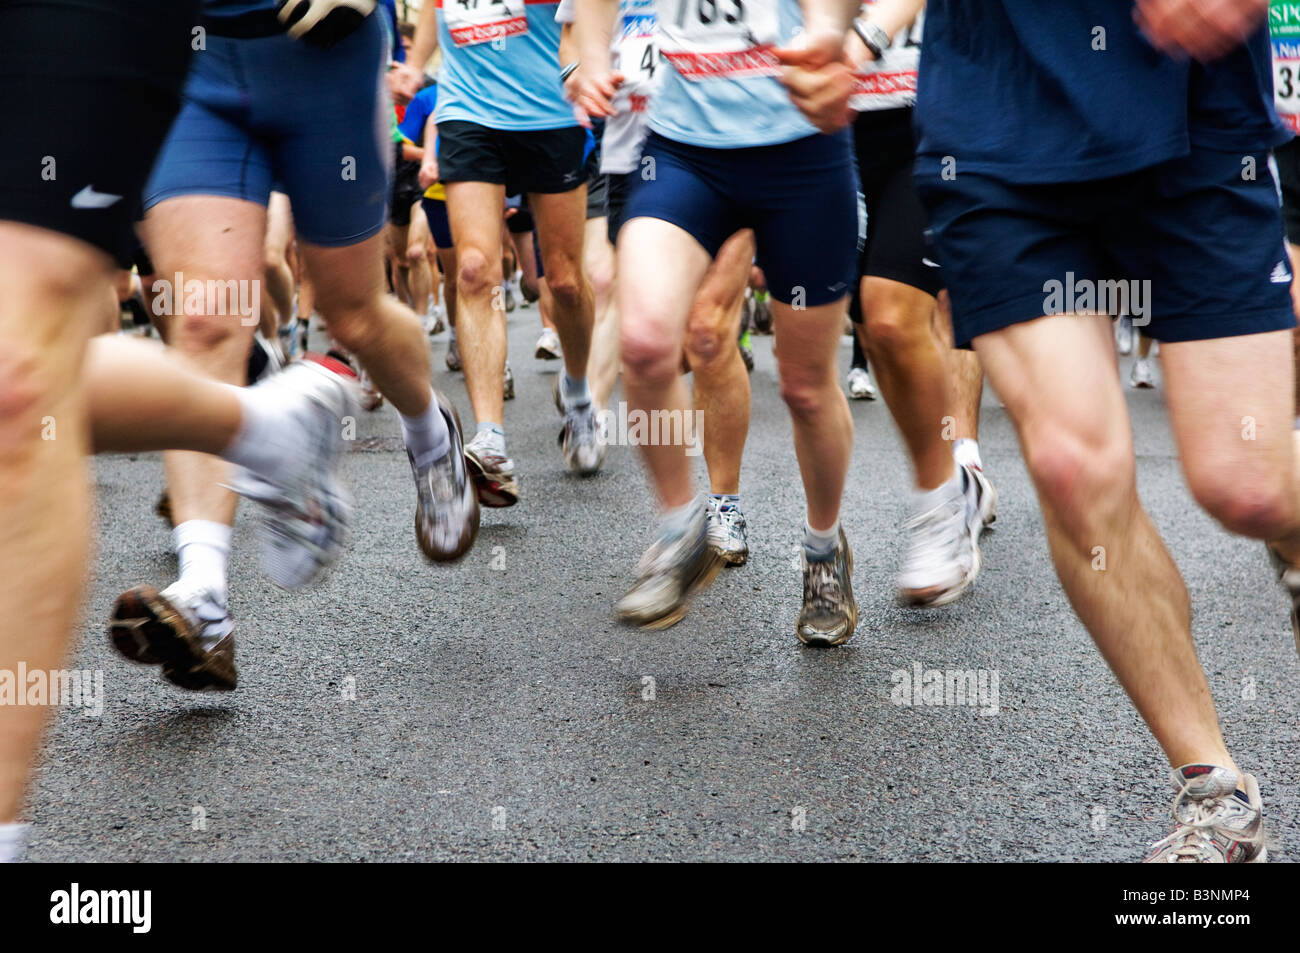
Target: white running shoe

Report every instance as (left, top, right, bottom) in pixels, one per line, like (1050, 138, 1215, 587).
(896, 468, 983, 607)
(1129, 357, 1155, 389)
(705, 496, 749, 566)
(227, 356, 358, 590)
(846, 365, 877, 401)
(1116, 315, 1134, 356)
(535, 327, 562, 361)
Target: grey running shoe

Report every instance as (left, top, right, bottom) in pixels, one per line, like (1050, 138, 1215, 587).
(445, 335, 462, 372)
(227, 355, 357, 590)
(559, 401, 605, 476)
(965, 462, 998, 533)
(464, 429, 520, 507)
(797, 527, 858, 646)
(616, 510, 723, 629)
(706, 496, 749, 566)
(109, 580, 237, 691)
(411, 390, 479, 562)
(1268, 545, 1300, 657)
(504, 360, 515, 400)
(897, 468, 982, 607)
(1116, 314, 1134, 356)
(846, 365, 877, 401)
(1129, 357, 1156, 389)
(1144, 765, 1266, 863)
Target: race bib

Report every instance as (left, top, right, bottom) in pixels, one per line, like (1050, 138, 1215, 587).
(658, 0, 782, 81)
(850, 7, 921, 112)
(615, 4, 661, 89)
(1272, 0, 1300, 131)
(442, 0, 528, 48)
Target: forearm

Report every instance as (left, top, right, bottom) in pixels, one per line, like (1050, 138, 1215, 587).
(575, 0, 618, 71)
(560, 22, 577, 67)
(408, 0, 440, 73)
(858, 0, 924, 39)
(801, 0, 859, 37)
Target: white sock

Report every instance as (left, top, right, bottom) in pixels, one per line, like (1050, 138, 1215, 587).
(562, 373, 592, 409)
(953, 438, 983, 472)
(658, 497, 703, 540)
(912, 464, 963, 515)
(475, 422, 505, 455)
(0, 822, 30, 863)
(803, 518, 841, 559)
(174, 520, 231, 602)
(399, 390, 451, 469)
(225, 385, 300, 484)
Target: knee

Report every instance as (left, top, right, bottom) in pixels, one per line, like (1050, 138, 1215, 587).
(0, 342, 54, 459)
(685, 312, 730, 368)
(545, 264, 585, 310)
(622, 321, 681, 386)
(861, 290, 926, 359)
(456, 247, 497, 299)
(263, 246, 286, 276)
(406, 241, 427, 269)
(1186, 464, 1294, 538)
(1022, 423, 1133, 518)
(778, 363, 832, 422)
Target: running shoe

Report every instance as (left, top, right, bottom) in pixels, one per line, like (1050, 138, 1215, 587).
(1129, 357, 1155, 389)
(1144, 765, 1266, 863)
(559, 400, 606, 476)
(752, 290, 773, 334)
(1116, 315, 1134, 356)
(226, 355, 358, 589)
(503, 360, 516, 400)
(846, 365, 877, 401)
(109, 580, 237, 691)
(797, 527, 858, 646)
(706, 496, 749, 566)
(1268, 545, 1300, 657)
(965, 462, 998, 532)
(464, 430, 520, 507)
(535, 327, 562, 360)
(445, 335, 462, 372)
(411, 390, 479, 562)
(359, 368, 384, 411)
(896, 467, 983, 607)
(738, 330, 755, 373)
(503, 283, 517, 313)
(616, 513, 723, 629)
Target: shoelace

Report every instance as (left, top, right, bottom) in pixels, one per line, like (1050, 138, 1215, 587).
(1147, 782, 1259, 862)
(566, 404, 598, 444)
(901, 496, 966, 577)
(804, 556, 844, 612)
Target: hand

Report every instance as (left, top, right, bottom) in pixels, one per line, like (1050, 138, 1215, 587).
(386, 67, 412, 106)
(844, 26, 879, 69)
(563, 66, 593, 129)
(774, 29, 855, 133)
(1134, 0, 1269, 62)
(390, 60, 424, 102)
(573, 67, 624, 121)
(418, 158, 439, 191)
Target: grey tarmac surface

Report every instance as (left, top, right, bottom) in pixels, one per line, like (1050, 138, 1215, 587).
(27, 312, 1300, 862)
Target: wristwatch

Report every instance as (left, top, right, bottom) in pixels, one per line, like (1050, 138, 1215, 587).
(852, 19, 891, 59)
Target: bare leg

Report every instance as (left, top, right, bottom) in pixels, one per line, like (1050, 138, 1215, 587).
(445, 181, 507, 428)
(530, 187, 594, 383)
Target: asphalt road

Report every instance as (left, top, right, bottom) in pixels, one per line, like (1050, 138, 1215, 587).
(25, 309, 1300, 862)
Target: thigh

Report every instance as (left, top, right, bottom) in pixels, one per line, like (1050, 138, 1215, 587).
(444, 181, 506, 261)
(771, 297, 849, 382)
(617, 217, 713, 345)
(264, 191, 295, 258)
(694, 229, 755, 326)
(1162, 329, 1296, 488)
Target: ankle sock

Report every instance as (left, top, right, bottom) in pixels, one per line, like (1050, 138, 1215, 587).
(953, 437, 983, 472)
(562, 373, 592, 409)
(174, 520, 231, 603)
(803, 518, 840, 560)
(474, 422, 505, 455)
(399, 391, 451, 469)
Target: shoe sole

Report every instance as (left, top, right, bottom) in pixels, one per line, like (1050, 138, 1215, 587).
(416, 394, 481, 562)
(712, 545, 748, 567)
(108, 586, 237, 691)
(899, 542, 982, 609)
(624, 549, 725, 631)
(464, 451, 520, 508)
(535, 345, 561, 360)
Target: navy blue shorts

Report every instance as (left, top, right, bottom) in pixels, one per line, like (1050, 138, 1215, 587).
(916, 146, 1296, 347)
(421, 197, 453, 250)
(144, 14, 390, 247)
(624, 131, 856, 307)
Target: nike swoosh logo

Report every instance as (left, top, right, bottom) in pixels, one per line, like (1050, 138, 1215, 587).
(922, 258, 940, 268)
(71, 185, 122, 209)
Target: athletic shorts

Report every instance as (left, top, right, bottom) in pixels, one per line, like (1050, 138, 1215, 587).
(854, 108, 943, 300)
(505, 195, 535, 234)
(421, 197, 453, 250)
(391, 147, 423, 227)
(0, 0, 198, 267)
(917, 146, 1297, 347)
(624, 131, 856, 307)
(1275, 137, 1300, 246)
(437, 120, 587, 195)
(586, 154, 608, 221)
(144, 12, 390, 247)
(606, 172, 634, 245)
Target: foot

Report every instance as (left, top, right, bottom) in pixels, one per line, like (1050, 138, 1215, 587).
(109, 580, 237, 691)
(534, 328, 561, 361)
(752, 291, 772, 334)
(445, 336, 462, 372)
(464, 430, 520, 507)
(1116, 314, 1134, 356)
(706, 496, 749, 566)
(503, 361, 515, 401)
(896, 468, 982, 607)
(616, 513, 723, 629)
(411, 391, 480, 562)
(1144, 765, 1266, 863)
(558, 400, 606, 476)
(797, 527, 858, 646)
(846, 365, 878, 401)
(227, 355, 358, 590)
(738, 331, 755, 373)
(1129, 356, 1155, 389)
(503, 283, 517, 313)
